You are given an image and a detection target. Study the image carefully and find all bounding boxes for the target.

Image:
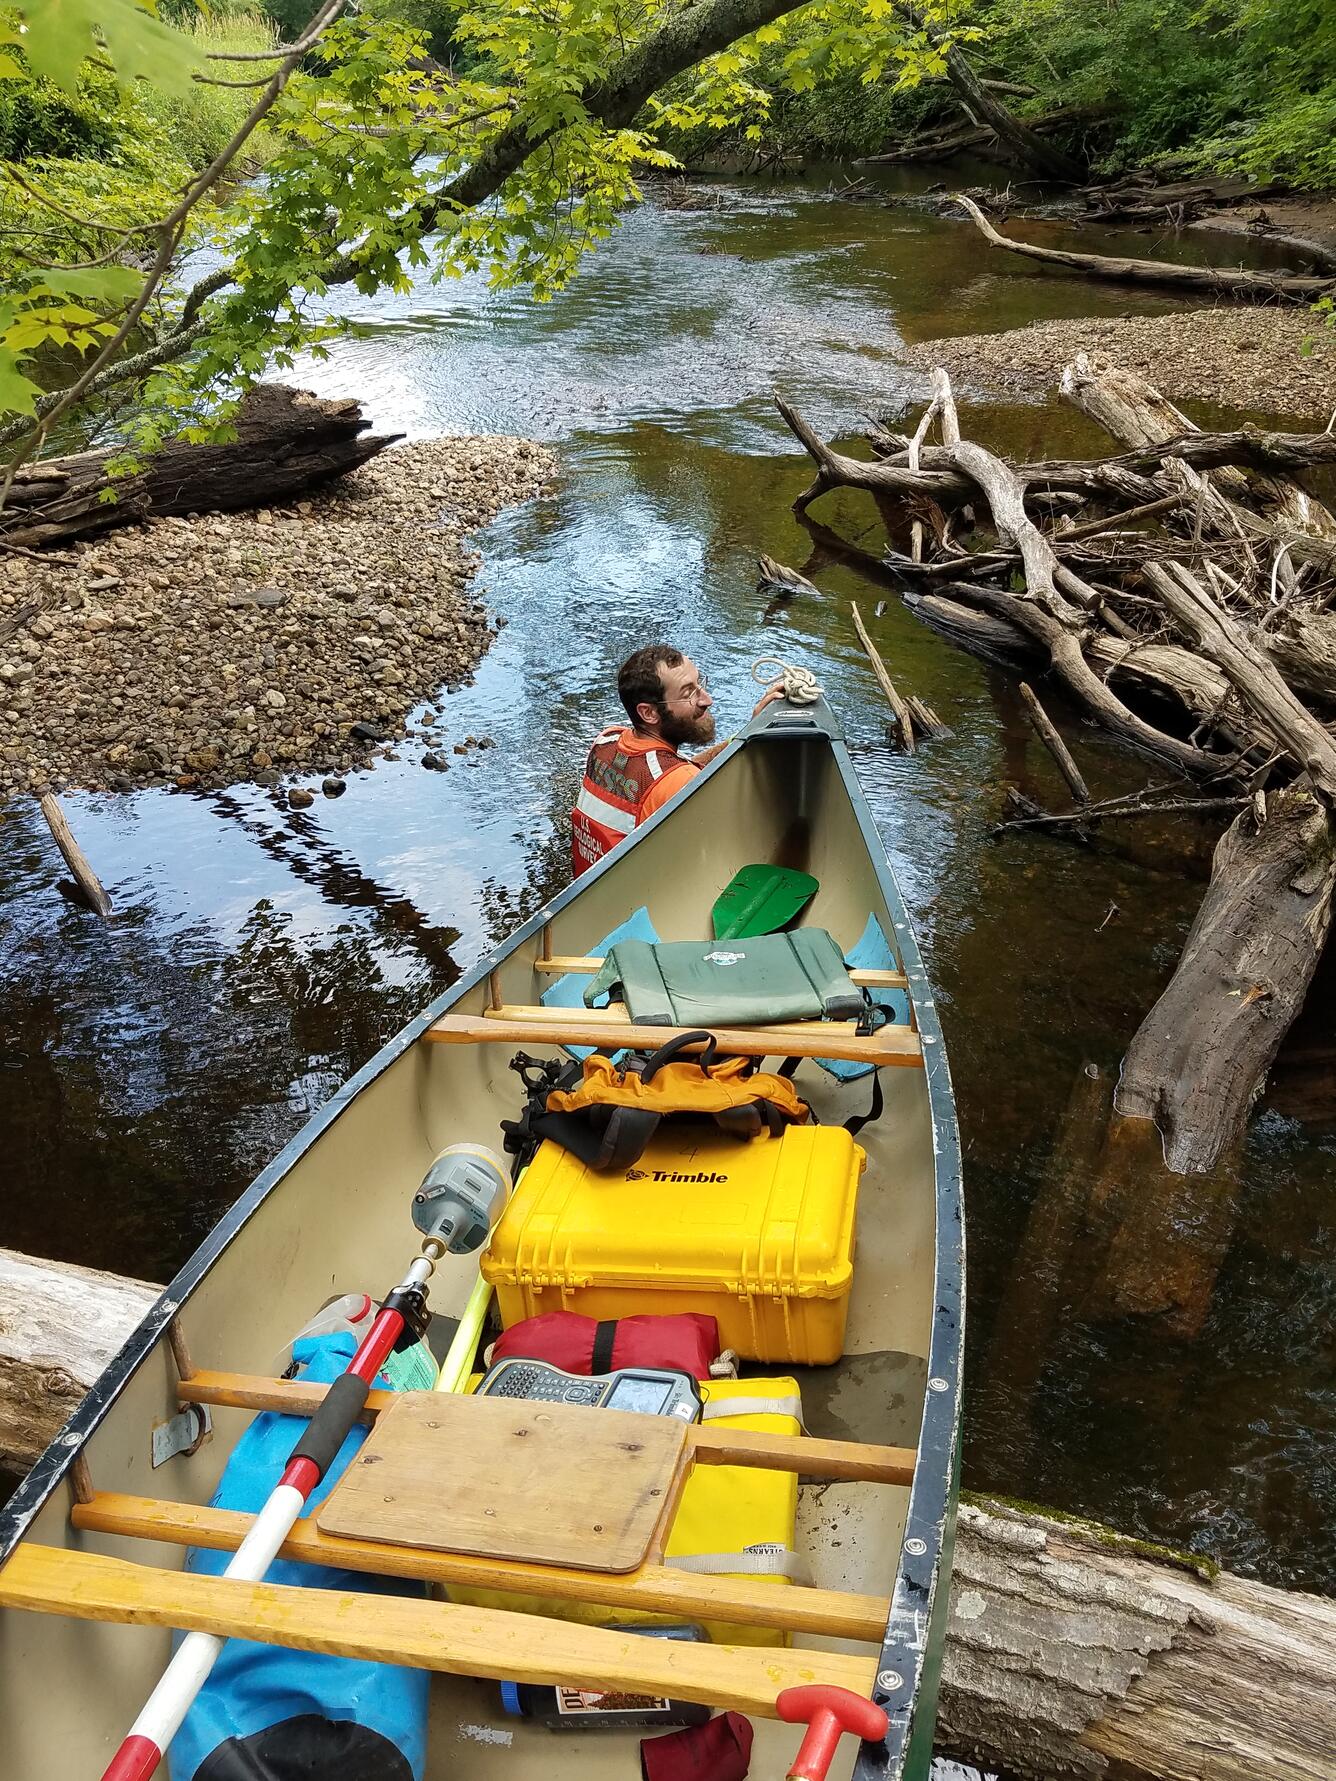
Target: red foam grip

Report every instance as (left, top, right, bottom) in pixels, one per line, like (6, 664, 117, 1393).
(777, 1685, 890, 1781)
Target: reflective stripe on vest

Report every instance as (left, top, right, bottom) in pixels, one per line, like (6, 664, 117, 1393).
(570, 730, 684, 878)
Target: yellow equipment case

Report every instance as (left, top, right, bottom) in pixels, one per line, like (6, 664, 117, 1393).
(481, 1123, 864, 1365)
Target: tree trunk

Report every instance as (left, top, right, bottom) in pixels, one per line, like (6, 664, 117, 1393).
(1115, 791, 1336, 1173)
(944, 1497, 1336, 1781)
(0, 1249, 159, 1473)
(943, 47, 1085, 183)
(2, 385, 403, 553)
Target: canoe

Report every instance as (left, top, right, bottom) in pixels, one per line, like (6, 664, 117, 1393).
(0, 697, 963, 1780)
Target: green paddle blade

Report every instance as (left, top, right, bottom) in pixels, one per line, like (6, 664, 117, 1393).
(712, 865, 819, 939)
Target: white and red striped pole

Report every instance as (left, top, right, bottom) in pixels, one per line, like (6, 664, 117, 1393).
(101, 1248, 441, 1781)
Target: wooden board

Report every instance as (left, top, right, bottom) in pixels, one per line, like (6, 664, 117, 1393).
(0, 1545, 877, 1715)
(316, 1391, 688, 1573)
(426, 1010, 924, 1066)
(72, 1493, 892, 1642)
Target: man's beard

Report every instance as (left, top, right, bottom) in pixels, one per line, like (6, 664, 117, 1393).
(659, 707, 716, 747)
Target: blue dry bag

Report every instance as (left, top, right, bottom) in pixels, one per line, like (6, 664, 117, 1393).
(168, 1331, 430, 1781)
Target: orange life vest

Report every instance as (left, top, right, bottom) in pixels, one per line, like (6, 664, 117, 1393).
(570, 727, 686, 877)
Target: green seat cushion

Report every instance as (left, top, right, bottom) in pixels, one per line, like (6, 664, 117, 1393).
(584, 931, 864, 1027)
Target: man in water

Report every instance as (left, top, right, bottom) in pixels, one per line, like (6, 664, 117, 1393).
(570, 645, 781, 877)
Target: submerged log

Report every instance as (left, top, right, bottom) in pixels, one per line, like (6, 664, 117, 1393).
(38, 791, 112, 919)
(944, 1497, 1336, 1781)
(2, 385, 403, 553)
(0, 1249, 158, 1473)
(954, 192, 1336, 303)
(1116, 790, 1336, 1173)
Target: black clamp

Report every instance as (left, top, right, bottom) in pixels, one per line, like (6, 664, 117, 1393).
(380, 1284, 431, 1351)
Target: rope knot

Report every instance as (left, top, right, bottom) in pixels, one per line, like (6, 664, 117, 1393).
(752, 657, 822, 706)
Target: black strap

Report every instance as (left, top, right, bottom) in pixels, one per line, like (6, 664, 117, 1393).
(595, 1105, 661, 1171)
(845, 1069, 884, 1137)
(640, 1030, 718, 1080)
(715, 1104, 763, 1141)
(591, 1320, 618, 1374)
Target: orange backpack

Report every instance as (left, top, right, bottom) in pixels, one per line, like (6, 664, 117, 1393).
(504, 1033, 808, 1173)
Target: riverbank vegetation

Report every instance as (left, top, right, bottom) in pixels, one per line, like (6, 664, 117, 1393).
(0, 7, 276, 279)
(2, 0, 1332, 470)
(679, 0, 1336, 190)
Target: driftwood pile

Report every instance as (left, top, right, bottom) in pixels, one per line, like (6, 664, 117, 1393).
(778, 355, 1336, 1175)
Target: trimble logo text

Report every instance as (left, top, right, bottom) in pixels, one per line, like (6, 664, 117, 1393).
(638, 1169, 729, 1183)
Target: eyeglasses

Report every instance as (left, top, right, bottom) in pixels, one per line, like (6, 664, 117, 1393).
(658, 675, 709, 707)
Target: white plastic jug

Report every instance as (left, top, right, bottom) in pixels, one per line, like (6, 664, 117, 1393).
(273, 1293, 375, 1376)
(274, 1293, 437, 1390)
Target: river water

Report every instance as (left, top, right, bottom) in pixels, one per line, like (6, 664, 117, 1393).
(3, 167, 1334, 1605)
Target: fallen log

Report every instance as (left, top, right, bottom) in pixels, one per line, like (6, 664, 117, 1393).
(1059, 352, 1336, 540)
(783, 360, 1336, 1175)
(1, 384, 403, 553)
(953, 192, 1336, 303)
(1080, 175, 1289, 225)
(858, 122, 996, 165)
(1115, 788, 1336, 1172)
(944, 1497, 1336, 1780)
(942, 45, 1084, 183)
(0, 1249, 158, 1473)
(851, 600, 915, 751)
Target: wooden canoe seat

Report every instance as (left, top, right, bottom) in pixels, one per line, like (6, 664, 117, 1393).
(425, 1009, 924, 1066)
(172, 1372, 917, 1486)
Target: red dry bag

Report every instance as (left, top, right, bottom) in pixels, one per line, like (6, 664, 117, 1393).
(490, 1310, 720, 1380)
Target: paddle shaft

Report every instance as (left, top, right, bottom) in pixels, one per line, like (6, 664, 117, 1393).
(100, 1250, 439, 1781)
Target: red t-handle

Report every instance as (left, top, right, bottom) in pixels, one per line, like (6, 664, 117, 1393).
(776, 1685, 890, 1781)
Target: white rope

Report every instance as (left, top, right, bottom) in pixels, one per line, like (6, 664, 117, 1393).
(752, 656, 822, 705)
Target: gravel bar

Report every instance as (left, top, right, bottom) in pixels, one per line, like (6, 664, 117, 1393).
(0, 435, 557, 800)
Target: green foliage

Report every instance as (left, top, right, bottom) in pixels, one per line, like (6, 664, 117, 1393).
(135, 9, 278, 167)
(1, 0, 204, 95)
(984, 0, 1336, 185)
(0, 5, 275, 424)
(0, 65, 122, 159)
(8, 0, 1327, 448)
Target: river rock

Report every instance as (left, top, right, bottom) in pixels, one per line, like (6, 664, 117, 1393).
(287, 787, 315, 809)
(321, 776, 346, 797)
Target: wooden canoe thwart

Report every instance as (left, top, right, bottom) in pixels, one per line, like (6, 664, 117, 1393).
(426, 1009, 926, 1065)
(0, 697, 962, 1781)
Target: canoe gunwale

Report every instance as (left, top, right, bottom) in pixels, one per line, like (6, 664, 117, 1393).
(0, 701, 964, 1781)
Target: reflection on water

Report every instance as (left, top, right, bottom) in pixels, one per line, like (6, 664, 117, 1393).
(3, 169, 1334, 1613)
